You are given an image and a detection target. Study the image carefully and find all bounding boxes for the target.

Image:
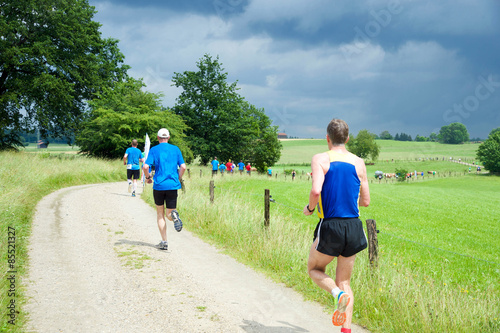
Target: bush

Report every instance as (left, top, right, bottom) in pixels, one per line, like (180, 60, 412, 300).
(395, 167, 409, 182)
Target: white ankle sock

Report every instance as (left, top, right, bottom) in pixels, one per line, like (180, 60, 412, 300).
(331, 287, 341, 297)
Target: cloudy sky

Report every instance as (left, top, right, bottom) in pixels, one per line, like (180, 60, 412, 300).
(89, 0, 500, 139)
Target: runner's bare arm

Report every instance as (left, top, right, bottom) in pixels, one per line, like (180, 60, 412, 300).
(356, 157, 370, 207)
(304, 153, 328, 215)
(142, 163, 153, 183)
(178, 163, 187, 180)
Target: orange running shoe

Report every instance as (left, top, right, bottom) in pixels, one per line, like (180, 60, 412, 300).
(332, 291, 350, 326)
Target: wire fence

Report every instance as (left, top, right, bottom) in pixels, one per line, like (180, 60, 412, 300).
(185, 163, 486, 187)
(188, 178, 498, 267)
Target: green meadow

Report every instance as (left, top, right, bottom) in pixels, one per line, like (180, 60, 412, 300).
(278, 139, 481, 166)
(21, 143, 80, 154)
(1, 139, 499, 332)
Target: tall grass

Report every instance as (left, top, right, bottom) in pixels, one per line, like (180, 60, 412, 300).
(0, 151, 124, 332)
(143, 169, 500, 332)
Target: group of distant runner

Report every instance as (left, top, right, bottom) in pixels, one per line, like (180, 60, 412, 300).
(122, 118, 370, 332)
(210, 157, 253, 175)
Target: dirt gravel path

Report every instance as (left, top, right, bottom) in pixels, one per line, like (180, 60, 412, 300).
(25, 182, 370, 333)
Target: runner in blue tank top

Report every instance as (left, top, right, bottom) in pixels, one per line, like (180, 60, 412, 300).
(303, 119, 370, 331)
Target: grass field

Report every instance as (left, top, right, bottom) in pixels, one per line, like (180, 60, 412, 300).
(21, 143, 79, 154)
(2, 139, 498, 332)
(278, 139, 481, 165)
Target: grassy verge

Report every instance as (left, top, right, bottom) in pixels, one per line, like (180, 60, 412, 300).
(141, 168, 499, 332)
(0, 151, 124, 332)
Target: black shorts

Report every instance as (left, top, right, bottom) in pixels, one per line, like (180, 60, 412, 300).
(313, 217, 367, 257)
(127, 169, 140, 180)
(153, 189, 178, 209)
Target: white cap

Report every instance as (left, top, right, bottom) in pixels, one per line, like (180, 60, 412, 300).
(157, 128, 170, 138)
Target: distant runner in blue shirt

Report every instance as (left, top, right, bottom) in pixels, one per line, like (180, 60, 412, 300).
(219, 163, 226, 174)
(123, 139, 144, 197)
(211, 157, 219, 176)
(238, 160, 245, 174)
(143, 128, 186, 251)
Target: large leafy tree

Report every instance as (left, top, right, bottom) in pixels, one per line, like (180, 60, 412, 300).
(172, 54, 281, 168)
(438, 122, 469, 144)
(76, 78, 193, 161)
(476, 131, 500, 174)
(0, 0, 128, 149)
(346, 129, 380, 161)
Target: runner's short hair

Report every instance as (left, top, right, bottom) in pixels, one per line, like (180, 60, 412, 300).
(327, 119, 349, 145)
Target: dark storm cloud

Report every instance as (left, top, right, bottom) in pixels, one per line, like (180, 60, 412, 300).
(89, 0, 500, 139)
(93, 0, 248, 16)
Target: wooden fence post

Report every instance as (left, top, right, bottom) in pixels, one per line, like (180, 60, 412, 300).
(187, 169, 190, 178)
(366, 219, 379, 268)
(264, 189, 270, 227)
(209, 180, 214, 204)
(181, 179, 185, 194)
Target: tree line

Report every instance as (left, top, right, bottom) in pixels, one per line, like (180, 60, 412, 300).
(344, 126, 500, 174)
(378, 123, 483, 144)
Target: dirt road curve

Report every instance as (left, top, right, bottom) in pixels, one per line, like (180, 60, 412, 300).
(25, 182, 369, 333)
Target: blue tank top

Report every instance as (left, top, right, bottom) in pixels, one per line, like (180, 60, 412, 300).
(317, 150, 360, 219)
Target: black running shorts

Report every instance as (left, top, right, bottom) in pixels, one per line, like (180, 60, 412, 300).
(127, 169, 140, 180)
(153, 189, 178, 209)
(313, 217, 367, 257)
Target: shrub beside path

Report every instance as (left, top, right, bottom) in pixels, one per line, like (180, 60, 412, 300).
(25, 182, 369, 332)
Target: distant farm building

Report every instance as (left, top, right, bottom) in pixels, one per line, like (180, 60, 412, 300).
(278, 133, 288, 139)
